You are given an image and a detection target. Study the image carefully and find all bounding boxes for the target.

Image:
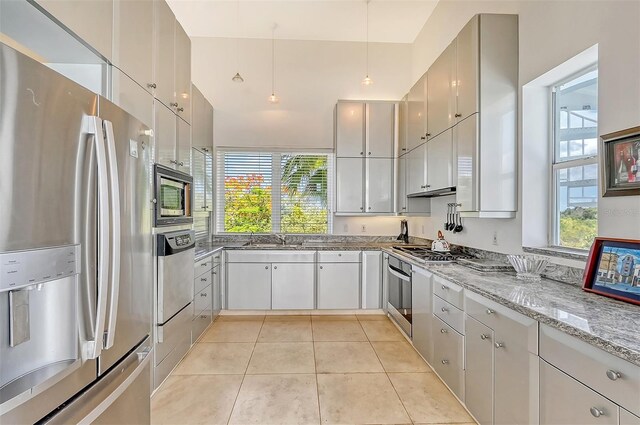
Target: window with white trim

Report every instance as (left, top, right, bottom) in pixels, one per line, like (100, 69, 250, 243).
(551, 67, 598, 249)
(215, 151, 333, 234)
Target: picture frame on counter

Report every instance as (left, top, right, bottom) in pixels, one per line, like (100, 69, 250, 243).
(583, 237, 640, 305)
(600, 126, 640, 197)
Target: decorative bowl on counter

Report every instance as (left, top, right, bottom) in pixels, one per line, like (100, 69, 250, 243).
(506, 254, 549, 281)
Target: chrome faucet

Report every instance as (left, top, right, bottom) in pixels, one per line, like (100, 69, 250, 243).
(274, 233, 287, 245)
(248, 231, 255, 246)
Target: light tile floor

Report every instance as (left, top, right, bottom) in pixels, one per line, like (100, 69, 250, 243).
(151, 314, 476, 425)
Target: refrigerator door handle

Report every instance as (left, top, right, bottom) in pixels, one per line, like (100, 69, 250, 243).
(84, 116, 110, 360)
(102, 120, 121, 350)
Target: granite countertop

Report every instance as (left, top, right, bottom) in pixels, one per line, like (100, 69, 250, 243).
(383, 247, 640, 367)
(224, 242, 400, 251)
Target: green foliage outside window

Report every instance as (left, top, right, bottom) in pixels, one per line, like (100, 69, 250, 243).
(559, 207, 597, 249)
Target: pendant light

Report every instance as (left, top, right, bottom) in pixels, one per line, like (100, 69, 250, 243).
(268, 24, 279, 104)
(362, 0, 373, 86)
(232, 0, 244, 83)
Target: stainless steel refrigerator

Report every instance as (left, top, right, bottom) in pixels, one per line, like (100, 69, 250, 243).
(0, 43, 153, 423)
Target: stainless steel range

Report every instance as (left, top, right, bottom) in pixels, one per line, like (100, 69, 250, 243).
(392, 245, 474, 263)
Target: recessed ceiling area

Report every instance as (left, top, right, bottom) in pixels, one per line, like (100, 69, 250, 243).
(167, 0, 439, 43)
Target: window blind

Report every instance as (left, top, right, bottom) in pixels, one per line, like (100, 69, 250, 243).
(215, 151, 333, 234)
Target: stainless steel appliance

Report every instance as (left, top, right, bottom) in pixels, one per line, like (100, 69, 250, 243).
(154, 165, 193, 227)
(0, 43, 153, 424)
(387, 256, 412, 337)
(154, 230, 195, 389)
(392, 245, 473, 263)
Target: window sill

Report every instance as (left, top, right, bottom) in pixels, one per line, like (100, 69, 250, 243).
(523, 246, 589, 262)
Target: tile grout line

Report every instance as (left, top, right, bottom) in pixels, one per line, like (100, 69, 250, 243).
(225, 315, 266, 425)
(311, 317, 323, 425)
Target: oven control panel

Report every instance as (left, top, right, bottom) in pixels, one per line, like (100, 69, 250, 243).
(0, 245, 81, 292)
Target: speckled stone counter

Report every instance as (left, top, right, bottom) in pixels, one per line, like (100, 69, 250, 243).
(383, 247, 640, 367)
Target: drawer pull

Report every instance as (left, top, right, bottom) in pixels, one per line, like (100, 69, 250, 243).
(441, 359, 449, 365)
(274, 266, 278, 270)
(480, 334, 489, 340)
(265, 266, 269, 270)
(486, 309, 495, 314)
(440, 328, 448, 334)
(606, 370, 621, 381)
(201, 263, 209, 267)
(589, 407, 605, 418)
(494, 342, 504, 349)
(201, 278, 207, 281)
(200, 293, 207, 297)
(441, 307, 449, 313)
(441, 285, 448, 290)
(319, 266, 323, 269)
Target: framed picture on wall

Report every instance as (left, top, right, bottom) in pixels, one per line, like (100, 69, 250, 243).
(601, 126, 640, 196)
(583, 237, 640, 306)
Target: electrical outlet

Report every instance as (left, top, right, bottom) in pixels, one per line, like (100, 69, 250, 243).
(492, 231, 498, 246)
(421, 225, 425, 235)
(361, 224, 366, 233)
(343, 224, 348, 232)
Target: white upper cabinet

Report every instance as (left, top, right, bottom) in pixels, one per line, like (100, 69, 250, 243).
(113, 0, 153, 92)
(427, 40, 456, 139)
(176, 117, 191, 175)
(336, 102, 365, 157)
(154, 100, 177, 169)
(35, 0, 113, 61)
(335, 101, 396, 214)
(191, 84, 214, 152)
(407, 142, 427, 195)
(455, 15, 479, 122)
(427, 128, 454, 192)
(455, 14, 518, 217)
(407, 75, 427, 151)
(174, 21, 192, 123)
(398, 95, 408, 156)
(111, 67, 154, 128)
(366, 103, 395, 158)
(153, 0, 175, 109)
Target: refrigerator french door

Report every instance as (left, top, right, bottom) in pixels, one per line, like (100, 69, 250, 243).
(0, 43, 153, 424)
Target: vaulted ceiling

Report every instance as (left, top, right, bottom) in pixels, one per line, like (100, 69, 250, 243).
(167, 0, 439, 43)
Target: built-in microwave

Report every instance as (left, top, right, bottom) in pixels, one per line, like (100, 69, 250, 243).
(154, 164, 193, 226)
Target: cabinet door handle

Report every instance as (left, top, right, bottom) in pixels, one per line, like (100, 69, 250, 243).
(147, 83, 157, 89)
(426, 133, 431, 137)
(441, 359, 449, 365)
(201, 278, 207, 282)
(495, 342, 504, 349)
(179, 161, 184, 166)
(420, 136, 426, 140)
(441, 307, 448, 313)
(170, 159, 178, 165)
(170, 102, 178, 107)
(319, 266, 323, 269)
(589, 407, 605, 418)
(368, 151, 372, 155)
(486, 309, 495, 315)
(441, 285, 448, 290)
(213, 271, 217, 275)
(200, 293, 207, 297)
(421, 185, 427, 189)
(368, 206, 372, 210)
(360, 151, 364, 155)
(177, 107, 184, 112)
(455, 113, 462, 118)
(440, 328, 448, 334)
(265, 266, 269, 270)
(606, 370, 621, 381)
(480, 334, 489, 340)
(201, 263, 209, 267)
(359, 207, 364, 210)
(273, 266, 278, 270)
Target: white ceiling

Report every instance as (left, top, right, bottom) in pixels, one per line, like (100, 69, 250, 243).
(167, 0, 439, 43)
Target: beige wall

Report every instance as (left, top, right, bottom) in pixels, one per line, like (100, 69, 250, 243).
(408, 0, 640, 253)
(191, 37, 412, 150)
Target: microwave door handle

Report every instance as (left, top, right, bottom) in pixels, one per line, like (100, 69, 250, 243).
(103, 120, 121, 350)
(85, 116, 110, 360)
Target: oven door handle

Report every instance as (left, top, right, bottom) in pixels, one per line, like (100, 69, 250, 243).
(387, 265, 411, 282)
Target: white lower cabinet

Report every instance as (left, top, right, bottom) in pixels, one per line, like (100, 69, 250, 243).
(464, 315, 494, 425)
(432, 316, 464, 401)
(622, 409, 640, 425)
(272, 263, 315, 309)
(411, 267, 433, 363)
(317, 263, 360, 309)
(540, 359, 618, 425)
(226, 263, 272, 309)
(362, 251, 382, 309)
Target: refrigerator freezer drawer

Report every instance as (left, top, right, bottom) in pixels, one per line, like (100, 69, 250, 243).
(42, 338, 152, 425)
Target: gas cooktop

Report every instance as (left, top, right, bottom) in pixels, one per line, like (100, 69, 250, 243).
(392, 245, 474, 263)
